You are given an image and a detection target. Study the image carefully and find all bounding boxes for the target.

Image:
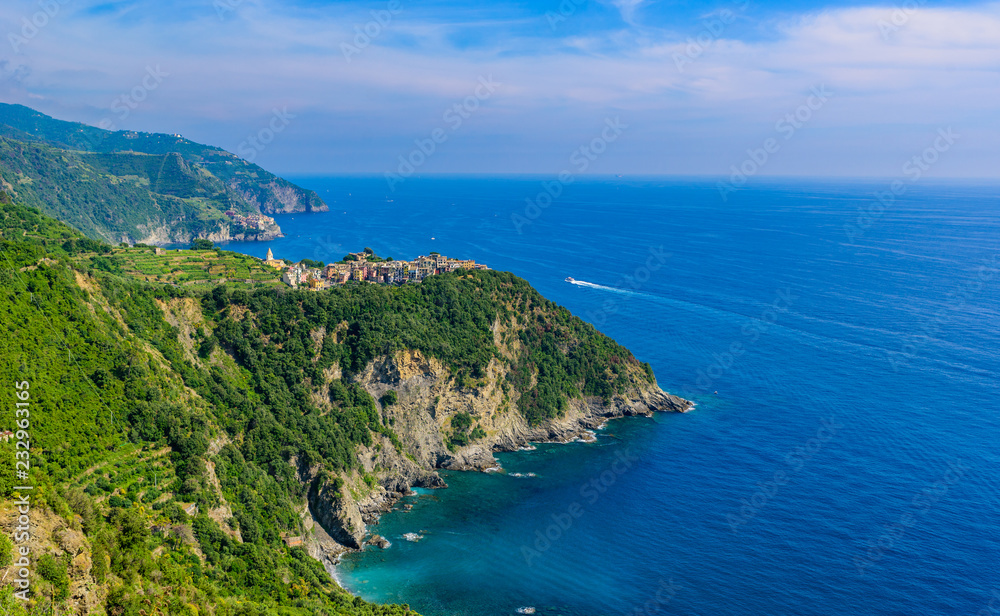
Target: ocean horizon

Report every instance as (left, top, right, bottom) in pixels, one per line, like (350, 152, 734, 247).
(221, 176, 1000, 616)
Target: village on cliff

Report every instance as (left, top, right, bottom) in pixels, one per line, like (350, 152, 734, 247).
(263, 248, 489, 289)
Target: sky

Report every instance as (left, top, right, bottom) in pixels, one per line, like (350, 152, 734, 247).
(0, 0, 998, 178)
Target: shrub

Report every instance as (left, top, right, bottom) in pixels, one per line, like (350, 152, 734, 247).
(199, 337, 217, 358)
(108, 495, 132, 508)
(37, 554, 69, 600)
(0, 535, 12, 567)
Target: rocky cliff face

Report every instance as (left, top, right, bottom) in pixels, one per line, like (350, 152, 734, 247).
(134, 220, 282, 246)
(0, 504, 102, 614)
(154, 290, 690, 567)
(359, 350, 689, 469)
(301, 348, 690, 558)
(227, 180, 330, 215)
(299, 449, 446, 561)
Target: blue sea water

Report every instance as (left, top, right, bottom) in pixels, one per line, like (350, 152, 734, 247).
(223, 177, 1000, 616)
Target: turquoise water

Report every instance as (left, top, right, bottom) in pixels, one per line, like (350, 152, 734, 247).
(335, 418, 694, 615)
(224, 177, 1000, 616)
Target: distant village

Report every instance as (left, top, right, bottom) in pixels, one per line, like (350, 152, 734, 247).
(225, 210, 276, 229)
(263, 248, 489, 289)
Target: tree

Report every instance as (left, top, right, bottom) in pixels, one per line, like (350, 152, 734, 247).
(199, 337, 217, 358)
(37, 554, 69, 600)
(380, 390, 397, 407)
(192, 238, 215, 250)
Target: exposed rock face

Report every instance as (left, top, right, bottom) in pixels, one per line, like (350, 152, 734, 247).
(155, 292, 691, 564)
(299, 431, 448, 558)
(156, 297, 209, 364)
(303, 349, 691, 553)
(227, 180, 329, 214)
(305, 469, 367, 551)
(134, 220, 282, 246)
(0, 504, 103, 614)
(356, 350, 689, 466)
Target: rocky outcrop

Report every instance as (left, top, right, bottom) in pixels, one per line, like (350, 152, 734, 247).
(298, 500, 352, 574)
(134, 219, 282, 246)
(297, 432, 448, 559)
(158, 289, 690, 562)
(354, 350, 689, 469)
(305, 470, 367, 551)
(0, 503, 103, 614)
(227, 179, 329, 214)
(303, 348, 692, 552)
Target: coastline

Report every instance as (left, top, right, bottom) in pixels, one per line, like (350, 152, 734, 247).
(331, 396, 692, 611)
(307, 377, 692, 572)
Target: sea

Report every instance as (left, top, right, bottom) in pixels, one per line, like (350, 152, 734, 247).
(222, 176, 1000, 616)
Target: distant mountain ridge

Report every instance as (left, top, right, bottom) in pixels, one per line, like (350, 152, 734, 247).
(0, 103, 327, 244)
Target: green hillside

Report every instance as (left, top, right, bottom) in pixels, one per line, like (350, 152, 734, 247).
(0, 104, 327, 245)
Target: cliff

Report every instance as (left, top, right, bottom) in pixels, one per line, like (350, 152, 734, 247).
(187, 266, 692, 562)
(302, 349, 689, 553)
(133, 218, 283, 245)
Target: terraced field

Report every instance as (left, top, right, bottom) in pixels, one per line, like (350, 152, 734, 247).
(107, 246, 283, 288)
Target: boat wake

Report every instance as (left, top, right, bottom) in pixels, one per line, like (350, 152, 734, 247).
(567, 279, 636, 295)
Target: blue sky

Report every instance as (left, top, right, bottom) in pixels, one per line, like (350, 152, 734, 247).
(1, 0, 998, 177)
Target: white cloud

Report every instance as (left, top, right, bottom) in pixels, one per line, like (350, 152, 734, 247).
(605, 0, 647, 25)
